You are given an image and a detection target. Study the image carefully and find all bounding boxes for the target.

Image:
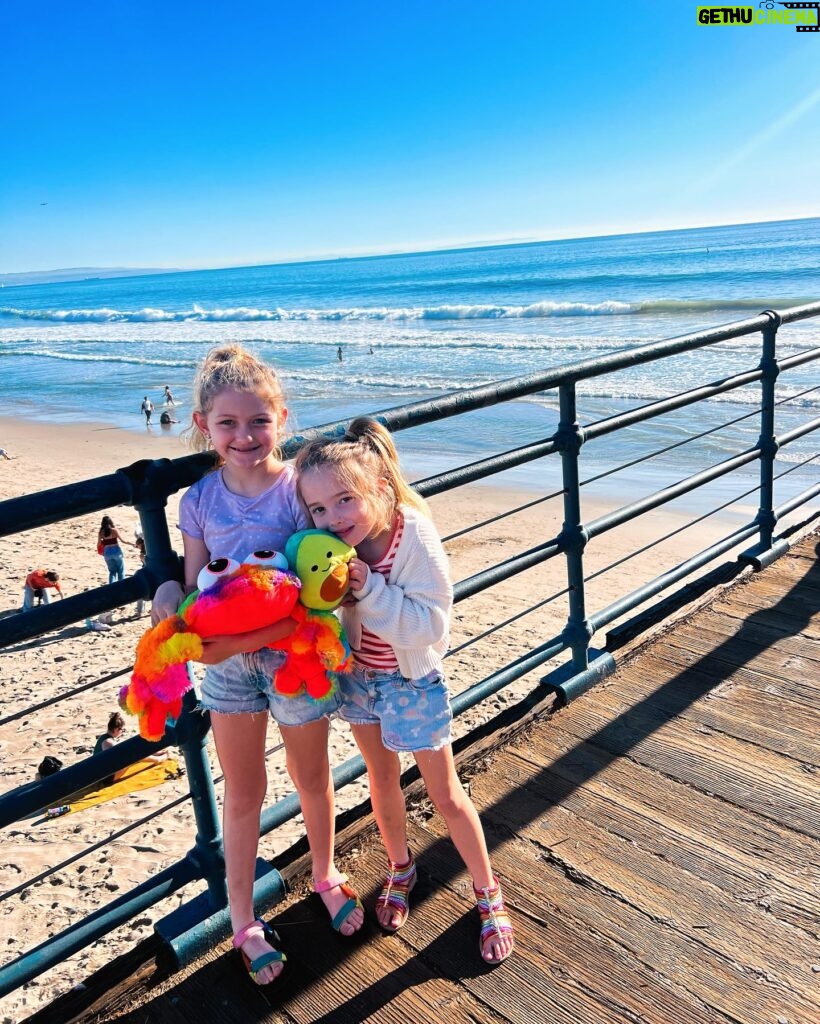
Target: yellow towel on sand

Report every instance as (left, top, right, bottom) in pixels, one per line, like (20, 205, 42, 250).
(45, 758, 181, 818)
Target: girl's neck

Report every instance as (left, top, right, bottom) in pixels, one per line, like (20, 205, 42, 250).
(357, 510, 401, 564)
(221, 457, 285, 498)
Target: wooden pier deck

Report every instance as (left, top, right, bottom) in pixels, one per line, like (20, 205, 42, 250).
(27, 531, 819, 1024)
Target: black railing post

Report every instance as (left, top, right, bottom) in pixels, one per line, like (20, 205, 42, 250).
(120, 458, 189, 592)
(170, 685, 227, 909)
(756, 311, 782, 552)
(556, 381, 593, 673)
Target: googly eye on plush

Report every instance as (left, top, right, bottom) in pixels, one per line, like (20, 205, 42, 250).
(197, 557, 240, 591)
(244, 550, 288, 570)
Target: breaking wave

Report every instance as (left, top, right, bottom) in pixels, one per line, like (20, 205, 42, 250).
(2, 296, 806, 325)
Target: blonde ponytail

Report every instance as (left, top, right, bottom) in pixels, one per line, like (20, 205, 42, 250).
(295, 417, 428, 534)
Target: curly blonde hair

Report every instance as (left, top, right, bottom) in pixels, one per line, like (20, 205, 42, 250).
(184, 344, 287, 454)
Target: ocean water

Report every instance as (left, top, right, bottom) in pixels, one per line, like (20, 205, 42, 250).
(2, 217, 819, 504)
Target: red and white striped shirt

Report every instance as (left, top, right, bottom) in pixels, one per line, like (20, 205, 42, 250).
(354, 514, 405, 670)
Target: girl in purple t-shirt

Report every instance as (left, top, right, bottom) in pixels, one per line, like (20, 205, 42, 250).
(151, 345, 363, 984)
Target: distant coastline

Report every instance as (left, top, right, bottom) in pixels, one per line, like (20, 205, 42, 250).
(0, 266, 181, 288)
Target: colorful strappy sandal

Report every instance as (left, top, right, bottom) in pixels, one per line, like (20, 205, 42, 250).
(376, 853, 417, 932)
(474, 876, 515, 964)
(313, 873, 364, 935)
(232, 918, 286, 984)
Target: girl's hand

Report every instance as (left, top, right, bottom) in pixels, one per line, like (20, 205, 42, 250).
(347, 557, 370, 594)
(150, 580, 186, 625)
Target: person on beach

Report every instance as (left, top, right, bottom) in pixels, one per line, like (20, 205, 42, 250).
(150, 344, 363, 985)
(160, 410, 179, 427)
(141, 396, 154, 424)
(22, 569, 63, 611)
(337, 345, 343, 362)
(93, 712, 128, 758)
(163, 385, 175, 406)
(97, 515, 134, 584)
(134, 534, 148, 617)
(93, 711, 170, 784)
(294, 417, 515, 965)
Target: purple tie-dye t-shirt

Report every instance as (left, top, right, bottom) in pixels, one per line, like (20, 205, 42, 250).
(178, 463, 309, 563)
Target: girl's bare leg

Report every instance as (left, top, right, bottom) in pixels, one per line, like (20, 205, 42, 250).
(350, 723, 410, 929)
(211, 710, 283, 983)
(280, 718, 363, 935)
(415, 745, 514, 962)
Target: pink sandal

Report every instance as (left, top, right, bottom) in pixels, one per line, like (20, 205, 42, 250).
(376, 854, 417, 932)
(313, 873, 364, 934)
(474, 877, 514, 964)
(232, 918, 286, 983)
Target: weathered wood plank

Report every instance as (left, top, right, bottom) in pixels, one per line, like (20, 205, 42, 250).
(669, 611, 820, 666)
(552, 686, 820, 838)
(588, 652, 820, 764)
(646, 644, 820, 711)
(752, 549, 820, 586)
(476, 755, 819, 993)
(709, 586, 820, 638)
(482, 738, 818, 935)
(660, 644, 820, 710)
(453, 816, 816, 1024)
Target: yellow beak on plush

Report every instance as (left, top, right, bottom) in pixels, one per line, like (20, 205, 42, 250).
(284, 530, 355, 611)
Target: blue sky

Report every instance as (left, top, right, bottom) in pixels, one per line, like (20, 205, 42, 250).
(2, 0, 819, 273)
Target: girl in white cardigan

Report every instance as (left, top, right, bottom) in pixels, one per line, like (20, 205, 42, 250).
(295, 417, 514, 965)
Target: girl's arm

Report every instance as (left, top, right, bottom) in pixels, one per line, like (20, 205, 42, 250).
(198, 618, 298, 665)
(353, 529, 452, 648)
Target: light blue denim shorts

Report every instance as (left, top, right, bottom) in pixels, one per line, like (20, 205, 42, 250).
(200, 648, 342, 727)
(337, 665, 452, 752)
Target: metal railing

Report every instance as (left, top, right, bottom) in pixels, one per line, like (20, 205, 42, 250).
(1, 301, 819, 998)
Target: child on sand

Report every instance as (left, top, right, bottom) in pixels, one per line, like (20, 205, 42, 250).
(150, 344, 362, 985)
(294, 417, 514, 964)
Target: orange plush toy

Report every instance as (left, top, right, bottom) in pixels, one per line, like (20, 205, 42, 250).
(121, 531, 355, 741)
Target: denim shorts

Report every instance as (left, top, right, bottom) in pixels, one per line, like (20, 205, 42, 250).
(199, 648, 342, 727)
(337, 665, 452, 752)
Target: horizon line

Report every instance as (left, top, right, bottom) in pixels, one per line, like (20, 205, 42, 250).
(2, 212, 818, 284)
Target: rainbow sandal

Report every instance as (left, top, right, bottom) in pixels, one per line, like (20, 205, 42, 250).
(474, 877, 514, 964)
(376, 853, 417, 932)
(232, 918, 286, 984)
(313, 873, 364, 935)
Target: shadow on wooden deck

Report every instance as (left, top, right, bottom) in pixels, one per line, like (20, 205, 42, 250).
(25, 532, 820, 1024)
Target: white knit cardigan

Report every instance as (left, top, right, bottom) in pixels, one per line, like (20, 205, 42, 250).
(339, 505, 453, 679)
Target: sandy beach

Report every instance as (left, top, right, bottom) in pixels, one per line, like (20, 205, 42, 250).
(0, 413, 812, 1023)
